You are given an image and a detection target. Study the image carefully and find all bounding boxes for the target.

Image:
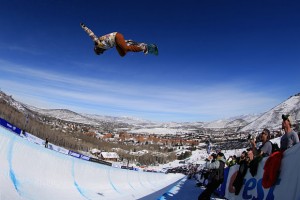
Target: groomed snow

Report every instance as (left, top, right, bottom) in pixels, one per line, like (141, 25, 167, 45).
(0, 126, 184, 200)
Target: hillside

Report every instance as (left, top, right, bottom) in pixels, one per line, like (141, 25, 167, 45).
(240, 93, 300, 132)
(1, 90, 300, 134)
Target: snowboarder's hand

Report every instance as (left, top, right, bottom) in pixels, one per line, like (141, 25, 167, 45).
(80, 23, 85, 27)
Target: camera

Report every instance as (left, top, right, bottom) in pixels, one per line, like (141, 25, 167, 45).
(247, 134, 254, 140)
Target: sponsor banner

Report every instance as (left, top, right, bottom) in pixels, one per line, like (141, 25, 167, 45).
(0, 118, 21, 135)
(225, 158, 273, 200)
(224, 164, 239, 199)
(215, 167, 230, 197)
(0, 118, 4, 127)
(51, 144, 69, 155)
(23, 132, 45, 146)
(224, 156, 282, 200)
(80, 155, 90, 161)
(273, 145, 300, 200)
(47, 144, 54, 150)
(68, 150, 81, 158)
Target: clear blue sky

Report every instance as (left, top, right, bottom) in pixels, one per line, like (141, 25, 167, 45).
(0, 0, 299, 122)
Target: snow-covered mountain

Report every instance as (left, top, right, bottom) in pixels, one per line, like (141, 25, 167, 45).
(83, 113, 155, 126)
(1, 90, 300, 132)
(240, 94, 300, 132)
(29, 108, 102, 125)
(202, 114, 260, 129)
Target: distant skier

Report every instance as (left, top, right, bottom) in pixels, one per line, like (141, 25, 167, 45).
(80, 23, 158, 57)
(45, 138, 49, 148)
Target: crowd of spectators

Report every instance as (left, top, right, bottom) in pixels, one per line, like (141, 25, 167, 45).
(156, 114, 299, 199)
(193, 113, 300, 199)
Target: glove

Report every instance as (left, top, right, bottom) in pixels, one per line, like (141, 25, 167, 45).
(80, 23, 85, 27)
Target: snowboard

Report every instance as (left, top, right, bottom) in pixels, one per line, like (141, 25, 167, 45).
(146, 44, 159, 56)
(126, 40, 158, 56)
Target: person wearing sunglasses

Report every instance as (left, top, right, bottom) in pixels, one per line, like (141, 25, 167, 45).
(250, 128, 272, 157)
(280, 114, 299, 151)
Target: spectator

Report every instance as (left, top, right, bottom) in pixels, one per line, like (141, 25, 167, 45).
(198, 152, 226, 200)
(236, 151, 247, 164)
(226, 156, 233, 167)
(246, 148, 254, 162)
(209, 153, 217, 162)
(45, 138, 49, 148)
(250, 128, 272, 157)
(195, 153, 217, 187)
(280, 114, 299, 151)
(232, 155, 237, 162)
(233, 149, 253, 195)
(21, 129, 26, 137)
(226, 155, 236, 167)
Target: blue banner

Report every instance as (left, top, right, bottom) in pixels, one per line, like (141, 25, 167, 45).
(215, 167, 229, 197)
(0, 118, 21, 135)
(80, 154, 90, 161)
(68, 150, 81, 158)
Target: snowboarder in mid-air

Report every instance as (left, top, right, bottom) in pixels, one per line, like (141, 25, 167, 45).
(80, 23, 158, 57)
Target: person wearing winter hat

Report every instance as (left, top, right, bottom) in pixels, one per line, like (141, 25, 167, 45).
(280, 114, 299, 151)
(198, 152, 226, 200)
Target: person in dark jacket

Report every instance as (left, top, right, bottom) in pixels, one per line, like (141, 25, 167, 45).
(45, 138, 49, 148)
(198, 152, 226, 200)
(233, 148, 254, 195)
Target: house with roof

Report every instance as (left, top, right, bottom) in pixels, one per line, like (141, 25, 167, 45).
(90, 148, 101, 157)
(100, 152, 119, 162)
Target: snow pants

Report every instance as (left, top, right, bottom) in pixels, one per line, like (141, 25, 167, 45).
(115, 33, 144, 57)
(198, 179, 223, 200)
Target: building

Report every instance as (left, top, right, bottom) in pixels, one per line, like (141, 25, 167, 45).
(100, 152, 119, 162)
(90, 148, 101, 157)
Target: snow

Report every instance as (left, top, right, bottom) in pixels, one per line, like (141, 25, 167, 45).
(0, 117, 287, 200)
(100, 152, 119, 159)
(90, 148, 101, 154)
(0, 125, 184, 200)
(129, 127, 193, 135)
(1, 91, 299, 199)
(1, 90, 300, 134)
(241, 95, 300, 131)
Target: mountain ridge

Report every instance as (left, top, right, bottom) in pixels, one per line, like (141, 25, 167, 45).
(1, 90, 300, 132)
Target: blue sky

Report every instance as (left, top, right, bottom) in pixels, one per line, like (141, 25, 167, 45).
(0, 0, 299, 122)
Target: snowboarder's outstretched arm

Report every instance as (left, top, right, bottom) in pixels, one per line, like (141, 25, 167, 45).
(80, 23, 104, 48)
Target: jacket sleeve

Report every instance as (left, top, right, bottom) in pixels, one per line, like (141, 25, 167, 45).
(293, 132, 299, 144)
(206, 160, 220, 169)
(80, 24, 104, 47)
